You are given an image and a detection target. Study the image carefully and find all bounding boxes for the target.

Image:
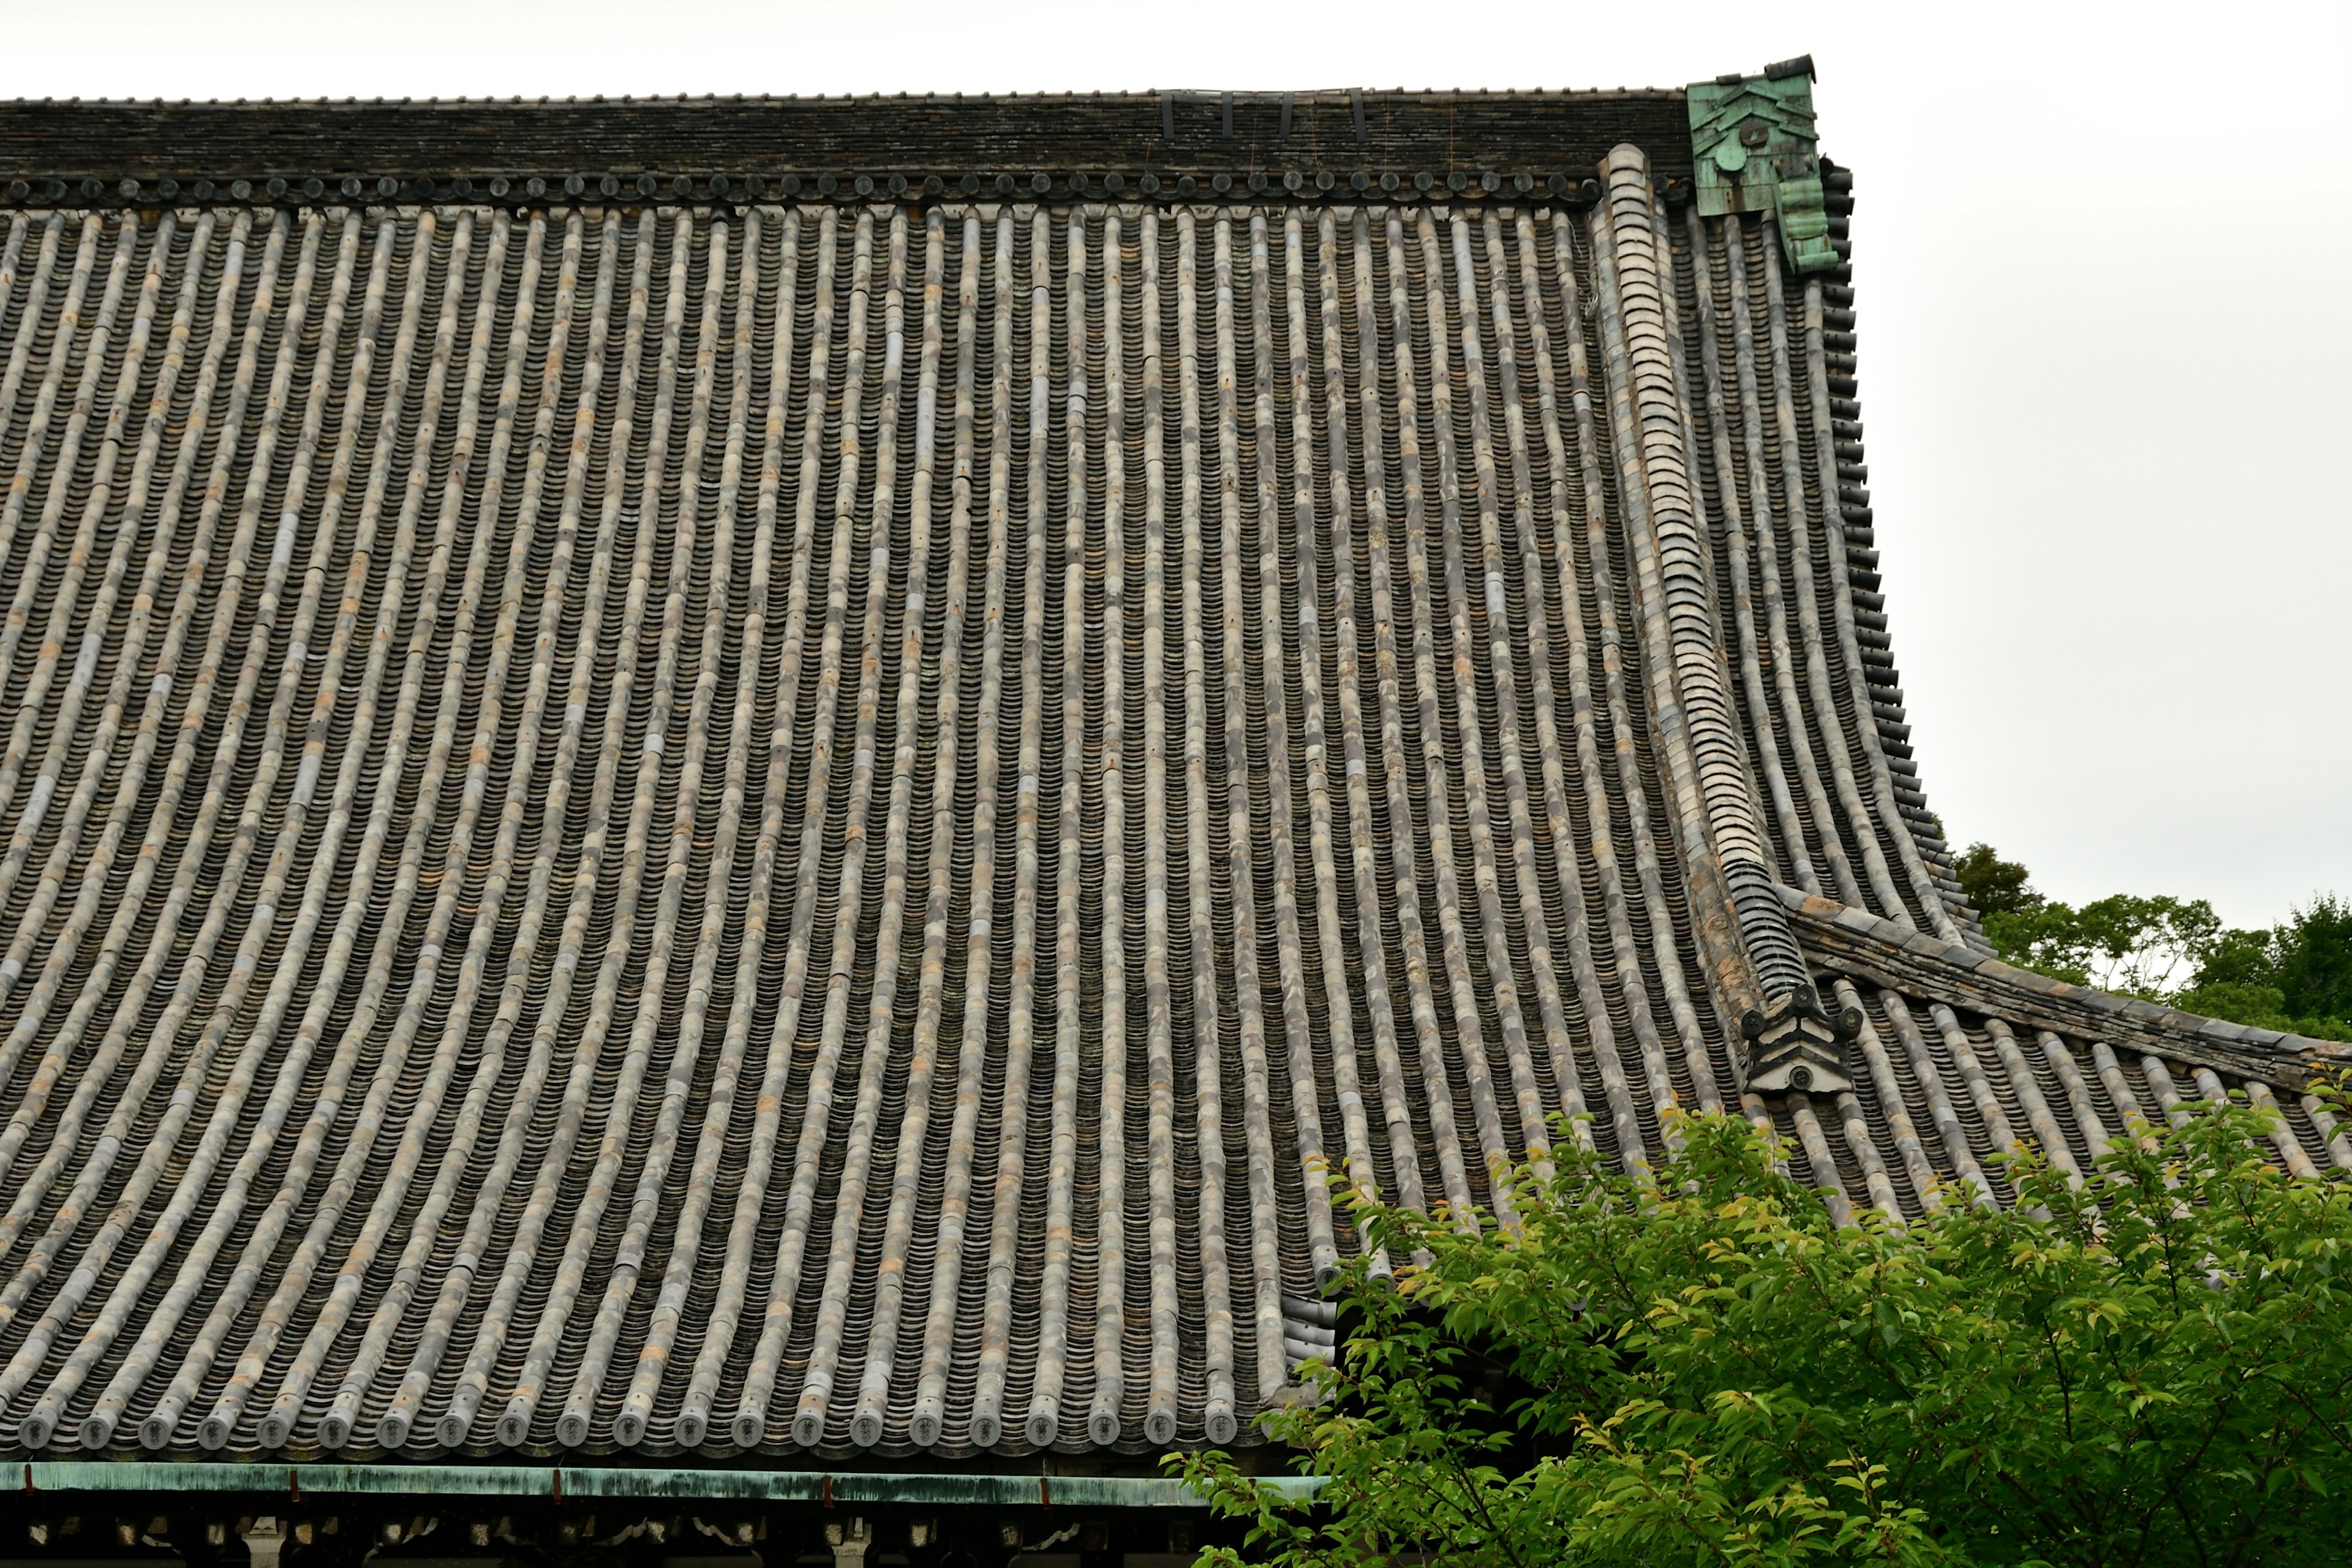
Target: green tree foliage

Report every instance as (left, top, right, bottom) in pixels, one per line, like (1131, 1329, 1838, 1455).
(1952, 842, 2041, 920)
(2273, 895, 2352, 1021)
(2175, 895, 2352, 1043)
(1177, 1093, 2352, 1567)
(1981, 894, 2220, 997)
(1959, 846, 2351, 1044)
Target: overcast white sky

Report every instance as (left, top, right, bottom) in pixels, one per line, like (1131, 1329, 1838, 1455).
(4, 0, 2346, 928)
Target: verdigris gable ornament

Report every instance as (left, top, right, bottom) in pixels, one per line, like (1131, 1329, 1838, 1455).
(1689, 55, 1838, 275)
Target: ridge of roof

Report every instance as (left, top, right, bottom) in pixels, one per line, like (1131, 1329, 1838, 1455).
(0, 89, 1698, 205)
(0, 87, 1687, 108)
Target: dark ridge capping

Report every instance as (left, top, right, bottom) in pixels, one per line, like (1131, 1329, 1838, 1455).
(0, 179, 1618, 213)
(0, 89, 1691, 207)
(1817, 157, 1980, 947)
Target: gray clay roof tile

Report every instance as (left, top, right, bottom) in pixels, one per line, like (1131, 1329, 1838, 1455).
(0, 86, 2331, 1469)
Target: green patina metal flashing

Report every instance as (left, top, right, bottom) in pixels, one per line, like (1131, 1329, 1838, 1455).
(10, 1463, 1325, 1510)
(1687, 56, 1838, 275)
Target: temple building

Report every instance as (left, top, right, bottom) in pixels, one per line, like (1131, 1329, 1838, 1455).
(0, 58, 2342, 1566)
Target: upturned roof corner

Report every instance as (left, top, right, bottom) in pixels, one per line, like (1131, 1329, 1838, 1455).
(1688, 55, 1838, 275)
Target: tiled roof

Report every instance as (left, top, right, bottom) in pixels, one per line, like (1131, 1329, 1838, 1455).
(0, 85, 2339, 1469)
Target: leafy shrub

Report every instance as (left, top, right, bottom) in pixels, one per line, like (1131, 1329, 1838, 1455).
(1178, 1088, 2352, 1567)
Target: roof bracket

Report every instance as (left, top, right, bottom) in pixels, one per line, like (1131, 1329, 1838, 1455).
(1687, 61, 1838, 274)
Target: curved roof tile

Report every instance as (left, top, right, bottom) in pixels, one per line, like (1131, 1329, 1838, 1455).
(0, 85, 2335, 1468)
